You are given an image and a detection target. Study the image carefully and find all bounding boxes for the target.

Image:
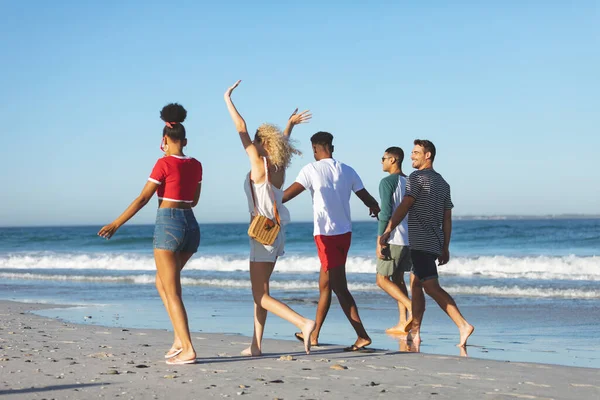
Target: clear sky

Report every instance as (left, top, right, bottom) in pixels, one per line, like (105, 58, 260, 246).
(1, 1, 598, 227)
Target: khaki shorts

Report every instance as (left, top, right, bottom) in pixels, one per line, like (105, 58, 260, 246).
(376, 245, 412, 277)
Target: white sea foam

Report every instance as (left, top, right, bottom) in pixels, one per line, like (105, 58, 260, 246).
(1, 272, 599, 299)
(1, 253, 599, 281)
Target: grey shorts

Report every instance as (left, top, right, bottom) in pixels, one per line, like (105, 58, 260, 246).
(249, 229, 285, 262)
(376, 244, 412, 277)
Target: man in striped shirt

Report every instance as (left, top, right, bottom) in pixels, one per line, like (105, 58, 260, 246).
(380, 140, 474, 347)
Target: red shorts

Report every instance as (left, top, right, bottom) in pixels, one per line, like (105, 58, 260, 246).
(314, 232, 352, 271)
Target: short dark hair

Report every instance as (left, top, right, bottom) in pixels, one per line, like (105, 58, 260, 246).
(310, 131, 334, 151)
(311, 131, 333, 146)
(385, 146, 404, 164)
(414, 139, 436, 162)
(160, 103, 187, 141)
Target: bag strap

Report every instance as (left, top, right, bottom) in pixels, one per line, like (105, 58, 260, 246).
(248, 157, 281, 226)
(248, 172, 259, 216)
(264, 157, 281, 226)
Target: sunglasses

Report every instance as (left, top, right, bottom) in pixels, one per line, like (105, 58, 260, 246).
(381, 157, 392, 162)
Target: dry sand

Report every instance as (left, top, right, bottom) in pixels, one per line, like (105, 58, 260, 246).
(0, 300, 598, 399)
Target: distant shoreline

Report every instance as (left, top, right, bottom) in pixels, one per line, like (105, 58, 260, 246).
(1, 215, 600, 228)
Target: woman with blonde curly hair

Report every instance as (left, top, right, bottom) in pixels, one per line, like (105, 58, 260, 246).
(225, 80, 316, 355)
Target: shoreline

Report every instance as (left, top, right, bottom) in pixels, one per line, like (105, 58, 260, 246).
(1, 300, 598, 399)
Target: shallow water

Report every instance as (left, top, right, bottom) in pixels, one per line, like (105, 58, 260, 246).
(2, 220, 599, 368)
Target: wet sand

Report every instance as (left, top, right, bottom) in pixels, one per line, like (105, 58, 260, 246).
(1, 300, 598, 399)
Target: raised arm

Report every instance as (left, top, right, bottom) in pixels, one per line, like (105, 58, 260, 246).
(283, 108, 312, 138)
(98, 181, 158, 239)
(354, 188, 380, 219)
(224, 80, 259, 159)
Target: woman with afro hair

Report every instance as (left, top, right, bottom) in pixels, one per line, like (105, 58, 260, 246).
(225, 80, 316, 355)
(99, 103, 202, 365)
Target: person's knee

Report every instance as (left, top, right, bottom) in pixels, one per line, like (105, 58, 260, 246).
(256, 293, 272, 307)
(331, 282, 350, 298)
(422, 280, 442, 296)
(376, 274, 387, 289)
(319, 278, 331, 292)
(411, 277, 422, 291)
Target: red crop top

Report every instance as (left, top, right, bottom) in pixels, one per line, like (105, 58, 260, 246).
(148, 155, 203, 203)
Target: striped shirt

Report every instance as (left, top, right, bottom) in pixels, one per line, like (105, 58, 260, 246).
(405, 169, 453, 256)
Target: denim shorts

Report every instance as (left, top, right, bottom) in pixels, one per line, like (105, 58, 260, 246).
(153, 208, 200, 253)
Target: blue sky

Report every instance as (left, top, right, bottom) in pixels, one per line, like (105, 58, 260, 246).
(1, 1, 598, 226)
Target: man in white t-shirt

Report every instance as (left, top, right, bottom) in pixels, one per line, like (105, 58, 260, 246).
(283, 131, 380, 351)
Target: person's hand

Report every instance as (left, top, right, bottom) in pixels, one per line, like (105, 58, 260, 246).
(224, 80, 241, 99)
(438, 248, 450, 265)
(369, 204, 380, 219)
(288, 108, 312, 126)
(379, 231, 391, 247)
(376, 240, 387, 260)
(98, 223, 119, 240)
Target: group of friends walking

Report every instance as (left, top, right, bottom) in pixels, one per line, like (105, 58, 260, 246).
(98, 81, 474, 365)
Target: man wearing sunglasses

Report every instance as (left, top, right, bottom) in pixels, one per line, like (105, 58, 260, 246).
(376, 147, 413, 335)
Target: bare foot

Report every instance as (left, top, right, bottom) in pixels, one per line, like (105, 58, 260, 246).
(459, 346, 469, 357)
(301, 320, 317, 354)
(241, 346, 262, 357)
(385, 324, 407, 335)
(457, 324, 474, 347)
(354, 336, 372, 349)
(294, 332, 319, 347)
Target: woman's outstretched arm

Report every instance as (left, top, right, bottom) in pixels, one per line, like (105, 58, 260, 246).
(224, 80, 259, 160)
(98, 181, 158, 239)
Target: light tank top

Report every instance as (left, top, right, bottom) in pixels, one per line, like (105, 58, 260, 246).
(243, 157, 291, 226)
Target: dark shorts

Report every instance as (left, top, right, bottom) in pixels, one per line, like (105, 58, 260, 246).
(153, 208, 200, 253)
(314, 232, 352, 271)
(410, 249, 439, 281)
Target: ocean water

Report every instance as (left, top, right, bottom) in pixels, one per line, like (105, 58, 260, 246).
(1, 219, 599, 368)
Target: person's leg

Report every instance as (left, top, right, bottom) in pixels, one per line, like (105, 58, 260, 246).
(407, 273, 425, 343)
(376, 272, 411, 333)
(303, 234, 333, 346)
(156, 252, 195, 357)
(328, 265, 371, 348)
(376, 245, 412, 334)
(154, 249, 195, 362)
(392, 270, 411, 328)
(244, 260, 316, 355)
(421, 278, 474, 347)
(307, 267, 332, 346)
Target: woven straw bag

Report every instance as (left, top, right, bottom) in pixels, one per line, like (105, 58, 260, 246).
(247, 161, 281, 246)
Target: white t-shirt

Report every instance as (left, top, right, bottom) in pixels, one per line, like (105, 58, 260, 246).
(295, 158, 364, 236)
(389, 176, 409, 246)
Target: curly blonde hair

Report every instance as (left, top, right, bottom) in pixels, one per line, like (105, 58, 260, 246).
(255, 123, 302, 169)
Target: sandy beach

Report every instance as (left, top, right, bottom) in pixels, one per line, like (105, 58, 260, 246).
(0, 301, 598, 399)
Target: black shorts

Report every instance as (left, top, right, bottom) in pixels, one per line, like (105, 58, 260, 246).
(410, 249, 439, 281)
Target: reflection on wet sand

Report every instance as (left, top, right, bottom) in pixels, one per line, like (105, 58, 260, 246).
(389, 333, 469, 357)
